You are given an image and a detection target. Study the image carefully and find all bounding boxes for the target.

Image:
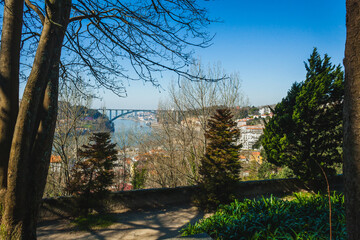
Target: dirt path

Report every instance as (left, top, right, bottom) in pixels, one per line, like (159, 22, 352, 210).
(37, 204, 208, 240)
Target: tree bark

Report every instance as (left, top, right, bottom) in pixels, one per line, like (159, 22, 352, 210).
(0, 0, 23, 193)
(344, 0, 360, 239)
(0, 0, 71, 238)
(22, 67, 59, 238)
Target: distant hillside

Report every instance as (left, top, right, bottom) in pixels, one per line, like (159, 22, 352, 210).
(58, 102, 114, 132)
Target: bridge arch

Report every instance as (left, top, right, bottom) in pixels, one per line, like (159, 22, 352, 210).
(97, 109, 157, 122)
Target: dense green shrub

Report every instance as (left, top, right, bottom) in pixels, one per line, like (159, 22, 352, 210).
(182, 193, 346, 239)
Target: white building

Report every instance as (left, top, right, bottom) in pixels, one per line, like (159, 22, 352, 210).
(259, 106, 271, 115)
(236, 118, 249, 127)
(49, 155, 62, 173)
(238, 125, 264, 150)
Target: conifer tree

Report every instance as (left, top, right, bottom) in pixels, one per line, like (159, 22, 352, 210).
(262, 49, 343, 187)
(66, 132, 117, 213)
(131, 162, 147, 190)
(198, 108, 241, 209)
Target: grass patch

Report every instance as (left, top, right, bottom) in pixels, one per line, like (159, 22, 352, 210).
(72, 213, 117, 230)
(181, 192, 346, 239)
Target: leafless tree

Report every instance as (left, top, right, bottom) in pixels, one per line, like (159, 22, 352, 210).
(0, 0, 218, 238)
(142, 62, 245, 187)
(46, 80, 93, 197)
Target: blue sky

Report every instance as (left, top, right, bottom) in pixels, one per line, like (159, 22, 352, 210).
(93, 0, 346, 109)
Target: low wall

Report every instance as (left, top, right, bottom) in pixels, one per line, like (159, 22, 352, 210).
(39, 176, 343, 221)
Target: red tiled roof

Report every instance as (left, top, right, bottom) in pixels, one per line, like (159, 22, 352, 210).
(244, 126, 264, 130)
(50, 155, 61, 163)
(252, 152, 261, 156)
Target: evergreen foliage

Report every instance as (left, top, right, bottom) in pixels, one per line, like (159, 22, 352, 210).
(66, 132, 117, 214)
(262, 49, 344, 186)
(198, 108, 241, 209)
(131, 162, 147, 190)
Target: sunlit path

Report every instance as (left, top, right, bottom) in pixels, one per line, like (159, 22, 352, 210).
(37, 204, 210, 240)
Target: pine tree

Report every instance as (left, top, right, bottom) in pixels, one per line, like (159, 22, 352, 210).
(198, 108, 241, 209)
(262, 49, 343, 187)
(66, 132, 117, 214)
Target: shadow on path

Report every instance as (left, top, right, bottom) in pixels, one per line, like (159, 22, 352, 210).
(37, 203, 209, 240)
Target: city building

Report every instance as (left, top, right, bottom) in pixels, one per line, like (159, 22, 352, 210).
(236, 118, 250, 127)
(50, 155, 62, 173)
(238, 125, 264, 150)
(259, 106, 271, 115)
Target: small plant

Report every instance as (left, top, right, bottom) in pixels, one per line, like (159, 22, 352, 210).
(181, 192, 346, 239)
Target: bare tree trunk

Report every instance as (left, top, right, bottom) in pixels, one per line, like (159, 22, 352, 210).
(1, 0, 70, 238)
(344, 0, 360, 239)
(0, 0, 23, 194)
(22, 67, 59, 238)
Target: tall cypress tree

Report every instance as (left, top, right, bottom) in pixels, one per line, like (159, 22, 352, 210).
(198, 108, 241, 209)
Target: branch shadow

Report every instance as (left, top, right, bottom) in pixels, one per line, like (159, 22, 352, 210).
(37, 203, 207, 240)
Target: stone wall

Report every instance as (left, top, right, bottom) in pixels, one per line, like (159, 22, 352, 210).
(39, 176, 343, 221)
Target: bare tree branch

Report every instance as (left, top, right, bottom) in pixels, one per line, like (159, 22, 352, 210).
(24, 0, 44, 24)
(18, 0, 222, 98)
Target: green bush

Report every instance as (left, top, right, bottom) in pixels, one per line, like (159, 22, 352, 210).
(181, 192, 346, 239)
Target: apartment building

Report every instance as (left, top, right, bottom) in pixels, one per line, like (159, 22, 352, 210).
(238, 124, 264, 150)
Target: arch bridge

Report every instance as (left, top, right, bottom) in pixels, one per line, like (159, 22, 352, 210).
(97, 108, 157, 122)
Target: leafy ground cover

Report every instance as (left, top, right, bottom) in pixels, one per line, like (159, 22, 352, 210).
(72, 213, 117, 230)
(181, 192, 345, 239)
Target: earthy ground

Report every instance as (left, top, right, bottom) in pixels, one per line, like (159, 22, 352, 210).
(37, 204, 209, 240)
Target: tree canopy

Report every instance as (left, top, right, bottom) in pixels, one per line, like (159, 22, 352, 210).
(18, 0, 218, 92)
(262, 49, 344, 185)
